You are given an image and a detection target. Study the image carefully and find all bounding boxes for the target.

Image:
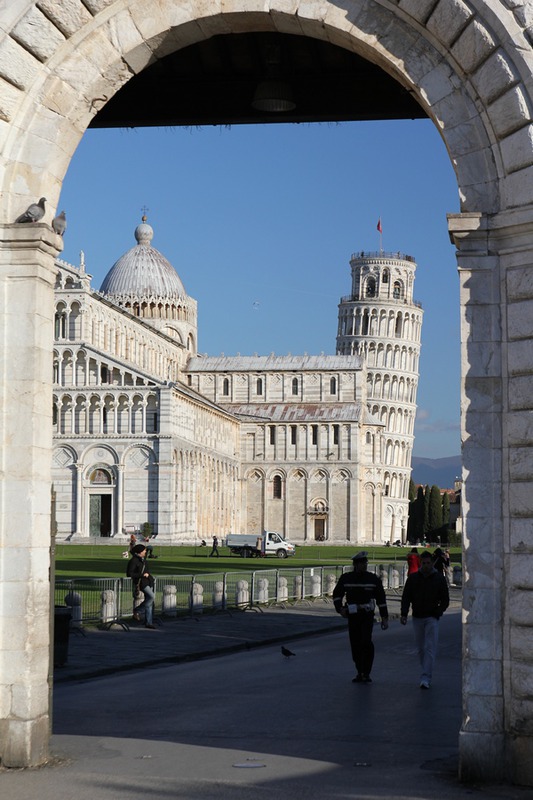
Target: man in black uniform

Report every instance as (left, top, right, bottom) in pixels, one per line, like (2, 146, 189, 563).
(333, 551, 389, 683)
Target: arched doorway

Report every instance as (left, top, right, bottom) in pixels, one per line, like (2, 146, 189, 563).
(87, 467, 114, 537)
(1, 1, 533, 784)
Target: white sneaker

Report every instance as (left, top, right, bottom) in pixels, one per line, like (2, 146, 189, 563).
(419, 680, 430, 689)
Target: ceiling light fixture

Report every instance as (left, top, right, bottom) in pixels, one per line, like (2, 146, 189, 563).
(252, 44, 295, 113)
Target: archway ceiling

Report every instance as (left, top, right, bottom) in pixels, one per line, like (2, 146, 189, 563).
(91, 32, 425, 128)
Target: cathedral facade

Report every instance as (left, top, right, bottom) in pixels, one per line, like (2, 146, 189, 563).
(52, 218, 421, 545)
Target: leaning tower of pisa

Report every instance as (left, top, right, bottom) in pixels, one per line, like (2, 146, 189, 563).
(336, 250, 423, 543)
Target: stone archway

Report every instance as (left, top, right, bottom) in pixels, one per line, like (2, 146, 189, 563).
(1, 0, 533, 784)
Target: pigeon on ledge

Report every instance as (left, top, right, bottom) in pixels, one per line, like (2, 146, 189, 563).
(15, 197, 46, 223)
(52, 210, 67, 236)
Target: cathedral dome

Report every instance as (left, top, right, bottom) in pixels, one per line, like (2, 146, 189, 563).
(100, 217, 186, 301)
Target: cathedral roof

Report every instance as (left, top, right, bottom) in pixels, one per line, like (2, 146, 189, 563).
(187, 354, 364, 371)
(99, 217, 186, 301)
(220, 402, 366, 422)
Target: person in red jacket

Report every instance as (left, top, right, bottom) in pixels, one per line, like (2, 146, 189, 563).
(406, 547, 421, 575)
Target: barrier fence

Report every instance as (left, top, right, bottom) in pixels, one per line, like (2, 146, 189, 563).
(53, 561, 461, 627)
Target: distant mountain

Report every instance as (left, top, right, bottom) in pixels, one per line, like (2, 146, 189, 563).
(411, 455, 461, 489)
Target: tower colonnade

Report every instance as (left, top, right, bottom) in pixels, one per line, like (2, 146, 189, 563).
(337, 251, 423, 542)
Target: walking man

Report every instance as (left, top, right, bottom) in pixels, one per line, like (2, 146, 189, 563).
(400, 549, 449, 689)
(333, 551, 389, 683)
(209, 535, 219, 557)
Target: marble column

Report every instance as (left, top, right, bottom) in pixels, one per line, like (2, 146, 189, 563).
(0, 223, 62, 766)
(449, 209, 533, 785)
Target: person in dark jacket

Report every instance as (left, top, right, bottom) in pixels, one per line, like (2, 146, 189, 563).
(432, 547, 447, 577)
(333, 551, 389, 683)
(126, 544, 156, 628)
(400, 549, 449, 688)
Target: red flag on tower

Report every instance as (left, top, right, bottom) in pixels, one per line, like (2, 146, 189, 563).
(377, 218, 382, 233)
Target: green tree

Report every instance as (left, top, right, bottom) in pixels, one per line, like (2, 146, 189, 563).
(442, 491, 450, 527)
(423, 485, 431, 536)
(406, 479, 420, 542)
(440, 491, 451, 544)
(428, 485, 443, 538)
(410, 485, 425, 542)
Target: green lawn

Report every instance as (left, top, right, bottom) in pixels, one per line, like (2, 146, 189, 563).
(54, 543, 462, 579)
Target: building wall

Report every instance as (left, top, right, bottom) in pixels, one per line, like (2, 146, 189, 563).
(186, 355, 381, 544)
(52, 260, 241, 541)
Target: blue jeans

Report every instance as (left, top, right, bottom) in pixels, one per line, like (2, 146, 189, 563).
(136, 585, 155, 625)
(412, 616, 439, 684)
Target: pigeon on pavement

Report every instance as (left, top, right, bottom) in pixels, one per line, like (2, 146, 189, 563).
(281, 646, 295, 658)
(52, 210, 67, 236)
(15, 197, 46, 223)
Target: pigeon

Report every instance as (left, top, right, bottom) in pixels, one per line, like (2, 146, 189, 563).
(15, 197, 46, 224)
(281, 646, 295, 658)
(52, 210, 67, 236)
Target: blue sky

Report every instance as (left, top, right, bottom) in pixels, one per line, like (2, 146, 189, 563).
(58, 119, 461, 459)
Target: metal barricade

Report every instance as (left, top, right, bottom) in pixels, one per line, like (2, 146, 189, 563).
(55, 561, 408, 623)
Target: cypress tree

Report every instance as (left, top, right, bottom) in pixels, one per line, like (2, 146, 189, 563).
(423, 484, 431, 536)
(407, 481, 418, 543)
(441, 491, 451, 544)
(415, 485, 425, 541)
(442, 491, 450, 527)
(428, 484, 443, 536)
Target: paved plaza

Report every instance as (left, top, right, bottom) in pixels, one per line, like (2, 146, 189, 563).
(1, 592, 530, 799)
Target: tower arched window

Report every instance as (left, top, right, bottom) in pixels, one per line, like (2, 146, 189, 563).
(393, 281, 403, 299)
(222, 378, 229, 396)
(273, 475, 282, 499)
(395, 313, 402, 337)
(256, 377, 263, 395)
(382, 269, 389, 284)
(291, 377, 299, 395)
(330, 377, 337, 395)
(366, 278, 376, 297)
